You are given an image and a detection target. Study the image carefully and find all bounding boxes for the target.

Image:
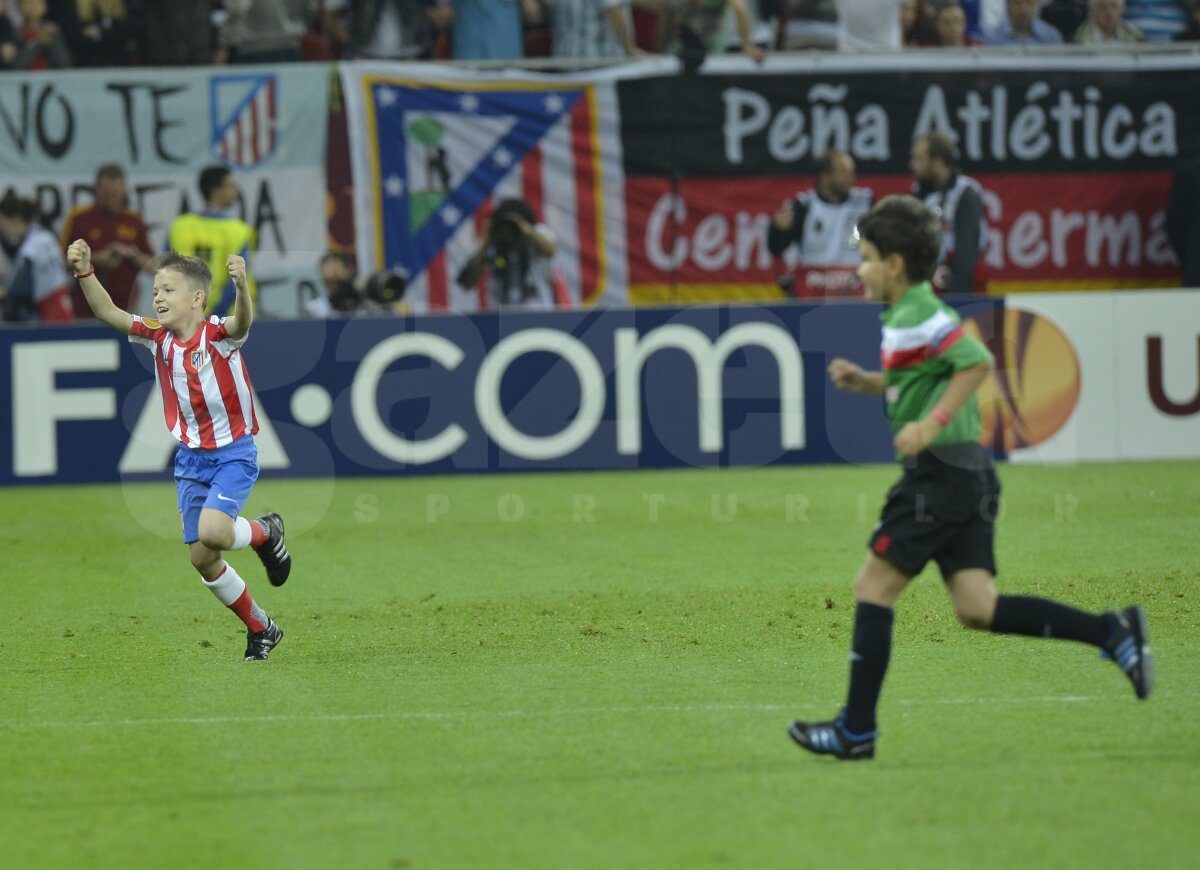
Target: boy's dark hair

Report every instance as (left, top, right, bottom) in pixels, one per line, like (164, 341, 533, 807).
(154, 251, 213, 297)
(0, 190, 38, 222)
(856, 195, 942, 284)
(198, 165, 232, 202)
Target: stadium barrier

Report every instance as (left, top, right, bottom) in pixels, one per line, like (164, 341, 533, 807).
(2, 291, 1196, 485)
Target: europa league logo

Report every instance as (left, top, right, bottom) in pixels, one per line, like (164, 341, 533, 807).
(964, 308, 1082, 452)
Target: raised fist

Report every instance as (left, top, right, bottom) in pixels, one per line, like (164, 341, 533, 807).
(67, 239, 93, 275)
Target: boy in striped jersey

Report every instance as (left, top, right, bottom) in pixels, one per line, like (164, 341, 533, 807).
(788, 196, 1152, 761)
(67, 239, 291, 662)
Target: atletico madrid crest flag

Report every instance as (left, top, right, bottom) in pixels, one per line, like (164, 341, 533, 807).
(210, 74, 279, 169)
(341, 62, 629, 311)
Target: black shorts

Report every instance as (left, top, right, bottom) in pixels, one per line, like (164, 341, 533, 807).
(868, 443, 1001, 580)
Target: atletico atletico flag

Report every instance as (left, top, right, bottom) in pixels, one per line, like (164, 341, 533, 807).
(341, 64, 628, 312)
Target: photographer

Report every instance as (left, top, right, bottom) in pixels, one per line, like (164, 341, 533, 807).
(305, 252, 410, 317)
(456, 198, 561, 309)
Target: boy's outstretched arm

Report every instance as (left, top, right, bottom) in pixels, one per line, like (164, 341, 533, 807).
(66, 239, 134, 335)
(828, 357, 886, 395)
(223, 254, 253, 340)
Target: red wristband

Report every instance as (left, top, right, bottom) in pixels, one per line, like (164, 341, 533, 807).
(930, 406, 952, 426)
(75, 269, 95, 280)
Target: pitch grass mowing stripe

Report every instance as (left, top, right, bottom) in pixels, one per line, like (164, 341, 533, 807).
(13, 693, 1194, 730)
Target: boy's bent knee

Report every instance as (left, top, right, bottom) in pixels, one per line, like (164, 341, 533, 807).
(189, 545, 220, 574)
(196, 512, 234, 551)
(954, 606, 993, 630)
(946, 569, 997, 630)
(197, 531, 228, 551)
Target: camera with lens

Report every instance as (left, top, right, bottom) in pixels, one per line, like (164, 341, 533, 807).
(489, 212, 524, 254)
(314, 252, 409, 317)
(359, 268, 408, 308)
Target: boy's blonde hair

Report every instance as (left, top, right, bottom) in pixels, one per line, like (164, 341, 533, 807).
(154, 252, 212, 303)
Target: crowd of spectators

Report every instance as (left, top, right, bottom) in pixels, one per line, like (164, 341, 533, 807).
(1, 1, 1196, 322)
(0, 0, 1197, 72)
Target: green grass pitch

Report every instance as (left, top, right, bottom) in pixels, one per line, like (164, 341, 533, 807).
(1, 461, 1197, 867)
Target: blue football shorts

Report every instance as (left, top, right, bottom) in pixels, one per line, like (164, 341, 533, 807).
(174, 435, 260, 543)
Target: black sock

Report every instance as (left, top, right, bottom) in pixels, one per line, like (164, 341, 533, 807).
(990, 595, 1110, 647)
(843, 602, 894, 735)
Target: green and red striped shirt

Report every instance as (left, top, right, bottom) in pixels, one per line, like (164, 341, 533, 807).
(880, 282, 993, 453)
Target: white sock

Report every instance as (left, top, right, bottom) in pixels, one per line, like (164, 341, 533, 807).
(230, 516, 253, 550)
(202, 562, 247, 605)
(202, 563, 269, 632)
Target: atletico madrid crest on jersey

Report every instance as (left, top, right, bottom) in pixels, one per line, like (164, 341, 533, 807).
(186, 348, 207, 374)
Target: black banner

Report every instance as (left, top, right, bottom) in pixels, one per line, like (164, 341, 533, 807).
(619, 65, 1200, 177)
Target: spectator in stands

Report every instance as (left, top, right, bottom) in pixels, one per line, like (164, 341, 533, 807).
(128, 0, 212, 66)
(315, 0, 351, 57)
(1123, 0, 1188, 41)
(166, 165, 257, 318)
(718, 0, 773, 55)
(1040, 0, 1089, 40)
(1174, 0, 1200, 37)
(767, 149, 874, 298)
(0, 13, 18, 66)
(984, 0, 1064, 41)
(450, 0, 539, 60)
(346, 0, 449, 59)
(663, 0, 765, 67)
(836, 0, 901, 50)
(1166, 155, 1200, 287)
(776, 0, 838, 49)
(958, 0, 1009, 39)
(11, 0, 71, 68)
(932, 1, 981, 45)
(62, 0, 135, 66)
(901, 0, 919, 45)
(0, 192, 74, 322)
(215, 0, 318, 64)
(60, 164, 154, 318)
(910, 131, 987, 294)
(548, 0, 644, 58)
(900, 0, 933, 46)
(456, 198, 566, 309)
(1073, 0, 1146, 39)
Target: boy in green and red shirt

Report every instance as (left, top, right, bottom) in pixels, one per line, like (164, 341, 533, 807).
(789, 195, 1153, 761)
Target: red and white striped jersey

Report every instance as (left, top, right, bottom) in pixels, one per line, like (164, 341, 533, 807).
(129, 315, 258, 450)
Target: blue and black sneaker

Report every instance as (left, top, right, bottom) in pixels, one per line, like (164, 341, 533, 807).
(254, 513, 291, 588)
(1103, 605, 1153, 700)
(788, 709, 876, 760)
(244, 618, 284, 662)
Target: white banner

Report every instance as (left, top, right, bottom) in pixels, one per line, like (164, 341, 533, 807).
(1005, 291, 1200, 463)
(0, 65, 331, 317)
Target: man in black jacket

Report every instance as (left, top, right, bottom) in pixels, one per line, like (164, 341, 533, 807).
(911, 131, 987, 295)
